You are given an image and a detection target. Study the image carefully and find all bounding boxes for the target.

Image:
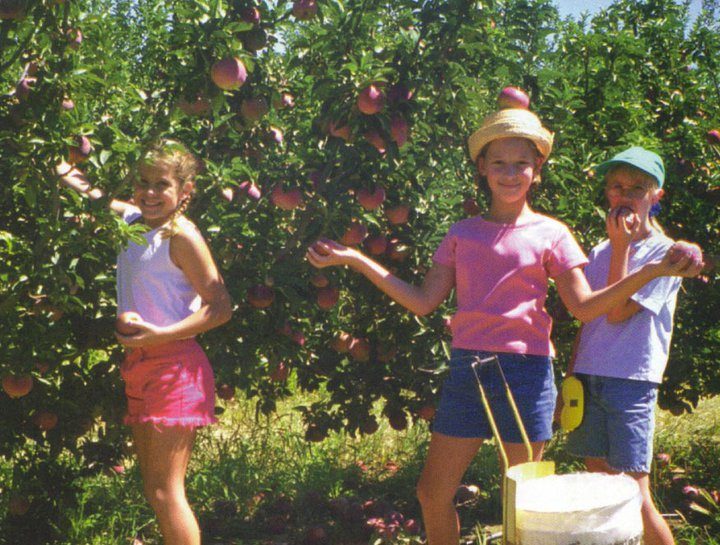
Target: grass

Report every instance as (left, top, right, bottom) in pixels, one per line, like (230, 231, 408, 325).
(4, 392, 720, 544)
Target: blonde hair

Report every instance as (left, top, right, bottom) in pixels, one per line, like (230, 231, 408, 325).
(604, 163, 665, 235)
(138, 139, 200, 238)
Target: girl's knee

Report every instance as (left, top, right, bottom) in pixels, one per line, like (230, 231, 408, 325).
(143, 482, 184, 511)
(416, 478, 454, 509)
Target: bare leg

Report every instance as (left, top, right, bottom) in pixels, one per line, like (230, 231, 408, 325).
(416, 432, 484, 545)
(132, 423, 200, 545)
(584, 457, 674, 545)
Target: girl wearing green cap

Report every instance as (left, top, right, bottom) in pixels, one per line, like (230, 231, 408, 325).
(308, 102, 703, 544)
(563, 146, 704, 545)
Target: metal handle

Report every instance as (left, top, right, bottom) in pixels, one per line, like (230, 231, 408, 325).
(470, 355, 534, 470)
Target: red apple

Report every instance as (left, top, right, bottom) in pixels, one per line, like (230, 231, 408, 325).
(330, 331, 353, 353)
(178, 94, 210, 116)
(497, 86, 530, 110)
(707, 129, 720, 145)
(293, 0, 318, 20)
(217, 383, 235, 401)
(310, 273, 329, 288)
(328, 120, 352, 141)
(270, 361, 289, 382)
(417, 405, 436, 421)
(390, 115, 409, 147)
(364, 130, 387, 154)
(69, 135, 92, 164)
(349, 338, 370, 362)
(238, 180, 262, 200)
(211, 57, 247, 90)
(387, 83, 412, 103)
(655, 453, 671, 467)
(455, 484, 480, 503)
(67, 28, 83, 50)
(357, 186, 386, 210)
(115, 311, 142, 336)
(220, 187, 234, 202)
(268, 126, 284, 144)
(357, 84, 385, 115)
(403, 518, 421, 535)
(317, 286, 340, 310)
(240, 96, 269, 123)
(34, 410, 58, 431)
(61, 97, 75, 110)
(247, 284, 274, 308)
(270, 185, 303, 210)
(340, 221, 368, 246)
(385, 204, 410, 225)
(365, 234, 388, 256)
(280, 322, 306, 346)
(668, 242, 703, 265)
(2, 374, 33, 398)
(240, 6, 261, 24)
(15, 78, 34, 101)
(682, 485, 700, 499)
(386, 238, 411, 262)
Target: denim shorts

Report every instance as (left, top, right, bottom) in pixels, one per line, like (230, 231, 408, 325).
(432, 349, 557, 442)
(565, 373, 658, 473)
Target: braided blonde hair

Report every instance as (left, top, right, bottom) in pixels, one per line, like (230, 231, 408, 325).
(138, 139, 200, 238)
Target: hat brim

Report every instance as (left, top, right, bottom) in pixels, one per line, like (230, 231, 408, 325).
(468, 109, 554, 163)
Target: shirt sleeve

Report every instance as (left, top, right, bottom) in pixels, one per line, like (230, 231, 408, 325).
(432, 226, 456, 267)
(121, 205, 142, 225)
(546, 224, 589, 278)
(631, 276, 682, 315)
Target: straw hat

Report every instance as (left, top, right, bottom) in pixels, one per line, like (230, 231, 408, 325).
(467, 109, 554, 164)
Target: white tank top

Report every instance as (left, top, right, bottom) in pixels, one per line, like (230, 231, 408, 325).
(116, 208, 201, 328)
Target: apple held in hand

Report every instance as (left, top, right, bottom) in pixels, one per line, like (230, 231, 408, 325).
(115, 311, 142, 336)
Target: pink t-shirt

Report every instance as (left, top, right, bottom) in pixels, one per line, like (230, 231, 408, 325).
(433, 213, 588, 357)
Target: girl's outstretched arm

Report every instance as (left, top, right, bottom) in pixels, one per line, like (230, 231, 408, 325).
(116, 224, 233, 347)
(306, 239, 454, 316)
(56, 160, 133, 216)
(555, 248, 703, 324)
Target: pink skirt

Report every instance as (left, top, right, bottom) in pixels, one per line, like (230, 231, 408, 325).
(120, 339, 217, 428)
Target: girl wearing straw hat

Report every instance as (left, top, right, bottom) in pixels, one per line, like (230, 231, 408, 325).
(306, 108, 702, 545)
(562, 147, 704, 545)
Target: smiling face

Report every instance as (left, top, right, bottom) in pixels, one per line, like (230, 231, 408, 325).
(476, 137, 543, 207)
(133, 161, 193, 228)
(604, 164, 663, 221)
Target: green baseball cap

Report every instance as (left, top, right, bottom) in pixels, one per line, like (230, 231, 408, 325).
(594, 146, 665, 188)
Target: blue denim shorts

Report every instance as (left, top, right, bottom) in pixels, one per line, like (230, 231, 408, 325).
(565, 373, 658, 473)
(432, 349, 557, 442)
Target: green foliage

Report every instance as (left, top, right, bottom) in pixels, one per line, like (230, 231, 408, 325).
(1, 0, 719, 541)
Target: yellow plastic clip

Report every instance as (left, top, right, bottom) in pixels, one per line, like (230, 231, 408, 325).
(560, 375, 584, 432)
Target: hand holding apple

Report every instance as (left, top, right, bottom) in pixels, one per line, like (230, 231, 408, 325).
(115, 315, 168, 347)
(606, 205, 638, 247)
(306, 238, 358, 269)
(667, 241, 704, 269)
(656, 243, 704, 278)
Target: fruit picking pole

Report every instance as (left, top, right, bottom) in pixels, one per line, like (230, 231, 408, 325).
(470, 356, 534, 470)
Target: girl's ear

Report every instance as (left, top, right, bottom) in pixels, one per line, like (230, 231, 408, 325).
(476, 156, 487, 177)
(653, 187, 665, 204)
(181, 181, 195, 198)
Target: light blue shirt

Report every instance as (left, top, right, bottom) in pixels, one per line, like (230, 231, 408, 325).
(573, 231, 682, 384)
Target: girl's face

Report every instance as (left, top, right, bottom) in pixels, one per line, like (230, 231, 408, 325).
(477, 138, 543, 206)
(134, 161, 193, 228)
(604, 165, 663, 220)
